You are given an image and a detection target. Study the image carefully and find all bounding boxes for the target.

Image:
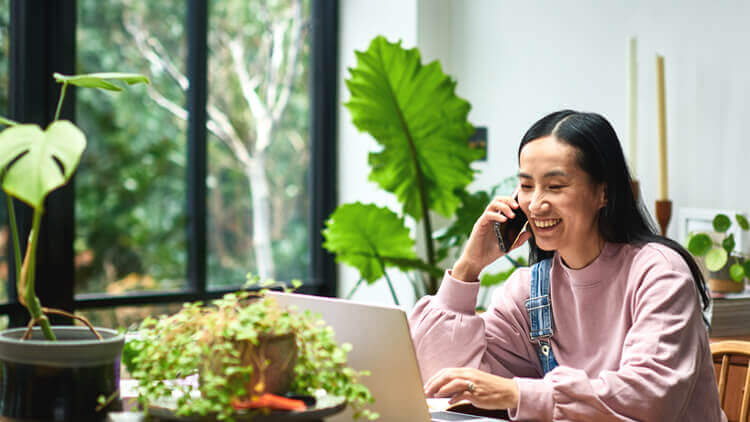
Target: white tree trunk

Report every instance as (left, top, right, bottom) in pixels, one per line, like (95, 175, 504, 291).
(247, 125, 275, 279)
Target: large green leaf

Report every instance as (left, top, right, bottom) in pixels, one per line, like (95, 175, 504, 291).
(344, 36, 480, 220)
(705, 247, 728, 272)
(322, 202, 418, 283)
(736, 214, 749, 231)
(686, 233, 712, 256)
(54, 72, 150, 91)
(0, 121, 86, 209)
(729, 263, 745, 282)
(712, 213, 731, 232)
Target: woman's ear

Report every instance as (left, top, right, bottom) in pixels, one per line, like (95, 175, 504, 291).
(599, 184, 608, 209)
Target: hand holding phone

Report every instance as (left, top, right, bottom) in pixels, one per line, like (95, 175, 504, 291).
(492, 194, 528, 253)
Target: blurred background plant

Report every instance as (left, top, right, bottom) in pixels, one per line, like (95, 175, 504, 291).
(687, 213, 750, 285)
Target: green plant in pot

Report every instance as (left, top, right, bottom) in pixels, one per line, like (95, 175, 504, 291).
(0, 72, 148, 420)
(123, 280, 377, 421)
(687, 213, 750, 294)
(322, 35, 524, 305)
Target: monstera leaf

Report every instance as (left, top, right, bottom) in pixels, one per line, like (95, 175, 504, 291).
(345, 36, 481, 220)
(53, 72, 150, 91)
(322, 202, 433, 283)
(0, 121, 86, 209)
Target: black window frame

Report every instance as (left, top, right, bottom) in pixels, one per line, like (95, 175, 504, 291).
(1, 0, 338, 327)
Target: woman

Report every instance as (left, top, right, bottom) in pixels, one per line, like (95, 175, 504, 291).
(410, 110, 725, 421)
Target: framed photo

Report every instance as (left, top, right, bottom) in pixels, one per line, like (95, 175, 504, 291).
(677, 207, 748, 253)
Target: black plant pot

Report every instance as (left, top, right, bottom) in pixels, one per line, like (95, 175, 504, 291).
(0, 326, 124, 421)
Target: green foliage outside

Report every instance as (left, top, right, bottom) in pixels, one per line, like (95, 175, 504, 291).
(323, 36, 523, 305)
(75, 0, 312, 301)
(687, 213, 750, 282)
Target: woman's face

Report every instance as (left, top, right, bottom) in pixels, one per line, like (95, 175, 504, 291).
(518, 136, 606, 268)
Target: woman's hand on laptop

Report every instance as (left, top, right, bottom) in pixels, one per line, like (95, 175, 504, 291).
(423, 367, 519, 410)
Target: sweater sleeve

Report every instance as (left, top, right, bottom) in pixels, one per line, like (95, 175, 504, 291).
(408, 269, 540, 382)
(510, 248, 712, 422)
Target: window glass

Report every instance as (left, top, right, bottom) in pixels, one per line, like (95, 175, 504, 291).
(0, 0, 9, 304)
(75, 1, 187, 295)
(76, 303, 182, 331)
(206, 0, 312, 288)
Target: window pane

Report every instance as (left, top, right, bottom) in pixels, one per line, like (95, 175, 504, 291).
(0, 0, 9, 304)
(207, 1, 312, 288)
(76, 303, 181, 331)
(75, 1, 187, 295)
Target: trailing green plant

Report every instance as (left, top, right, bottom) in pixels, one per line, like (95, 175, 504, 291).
(323, 35, 523, 304)
(687, 212, 750, 282)
(123, 278, 377, 421)
(0, 73, 149, 340)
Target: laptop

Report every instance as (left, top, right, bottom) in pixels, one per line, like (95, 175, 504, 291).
(268, 291, 510, 422)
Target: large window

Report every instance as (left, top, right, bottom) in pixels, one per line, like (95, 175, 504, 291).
(76, 0, 188, 296)
(206, 1, 312, 287)
(0, 0, 9, 330)
(0, 0, 337, 329)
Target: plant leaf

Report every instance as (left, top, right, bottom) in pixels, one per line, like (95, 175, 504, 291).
(743, 260, 750, 280)
(0, 115, 18, 127)
(705, 247, 728, 272)
(0, 121, 86, 208)
(344, 36, 480, 220)
(712, 213, 731, 232)
(322, 202, 417, 283)
(729, 263, 745, 282)
(53, 72, 150, 91)
(686, 233, 712, 256)
(736, 214, 750, 231)
(722, 233, 736, 255)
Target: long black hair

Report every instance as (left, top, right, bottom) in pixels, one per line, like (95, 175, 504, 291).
(518, 110, 710, 310)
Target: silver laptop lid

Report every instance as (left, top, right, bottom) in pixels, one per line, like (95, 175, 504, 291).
(268, 291, 432, 422)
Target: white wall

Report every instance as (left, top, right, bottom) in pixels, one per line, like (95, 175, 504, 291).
(337, 0, 750, 304)
(336, 0, 420, 306)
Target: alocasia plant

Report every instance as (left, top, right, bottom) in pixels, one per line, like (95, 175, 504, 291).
(323, 36, 518, 304)
(0, 72, 149, 340)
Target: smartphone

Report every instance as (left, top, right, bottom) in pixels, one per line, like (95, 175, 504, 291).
(493, 195, 528, 253)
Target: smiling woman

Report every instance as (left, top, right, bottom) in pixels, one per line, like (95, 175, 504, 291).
(410, 110, 726, 421)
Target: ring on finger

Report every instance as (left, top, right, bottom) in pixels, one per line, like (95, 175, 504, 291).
(466, 380, 475, 393)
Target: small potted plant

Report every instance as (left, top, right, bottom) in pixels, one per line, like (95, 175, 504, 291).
(687, 213, 750, 294)
(123, 279, 377, 421)
(0, 72, 148, 421)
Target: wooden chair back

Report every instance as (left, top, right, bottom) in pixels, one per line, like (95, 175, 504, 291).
(711, 340, 750, 422)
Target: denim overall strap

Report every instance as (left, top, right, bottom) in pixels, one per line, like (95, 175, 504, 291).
(525, 258, 559, 375)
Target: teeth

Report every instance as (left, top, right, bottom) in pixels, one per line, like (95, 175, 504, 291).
(534, 219, 561, 228)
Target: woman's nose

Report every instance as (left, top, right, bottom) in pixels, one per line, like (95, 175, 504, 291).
(528, 191, 548, 214)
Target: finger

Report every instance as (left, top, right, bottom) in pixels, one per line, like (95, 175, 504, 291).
(509, 228, 532, 251)
(448, 391, 473, 405)
(489, 198, 516, 218)
(424, 368, 458, 396)
(434, 378, 473, 398)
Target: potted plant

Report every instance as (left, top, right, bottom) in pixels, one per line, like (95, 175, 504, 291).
(122, 279, 377, 421)
(687, 213, 750, 294)
(0, 72, 148, 421)
(322, 35, 524, 305)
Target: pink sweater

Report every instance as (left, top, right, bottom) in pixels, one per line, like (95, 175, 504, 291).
(409, 242, 726, 421)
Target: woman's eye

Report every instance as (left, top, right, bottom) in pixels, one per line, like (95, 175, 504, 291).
(549, 185, 565, 190)
(520, 185, 533, 190)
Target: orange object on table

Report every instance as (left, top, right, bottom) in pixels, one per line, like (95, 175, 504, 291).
(232, 393, 307, 411)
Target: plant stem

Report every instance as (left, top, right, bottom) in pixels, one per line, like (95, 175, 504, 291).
(53, 82, 69, 122)
(21, 208, 55, 340)
(375, 255, 400, 305)
(6, 195, 21, 282)
(345, 278, 365, 300)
